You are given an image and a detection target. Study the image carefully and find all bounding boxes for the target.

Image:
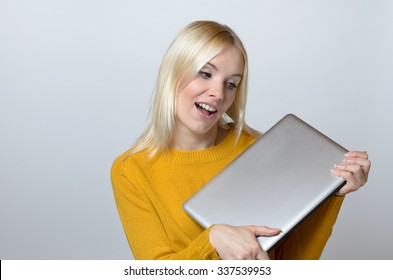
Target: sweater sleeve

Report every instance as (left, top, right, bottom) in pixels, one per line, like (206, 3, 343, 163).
(270, 195, 345, 260)
(110, 156, 220, 260)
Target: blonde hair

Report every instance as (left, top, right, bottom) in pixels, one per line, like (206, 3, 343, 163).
(130, 20, 259, 156)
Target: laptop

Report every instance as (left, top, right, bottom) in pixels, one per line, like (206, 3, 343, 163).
(183, 114, 348, 252)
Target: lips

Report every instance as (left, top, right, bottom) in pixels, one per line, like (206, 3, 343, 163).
(195, 102, 218, 115)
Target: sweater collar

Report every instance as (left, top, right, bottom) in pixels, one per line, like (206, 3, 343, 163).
(158, 128, 238, 164)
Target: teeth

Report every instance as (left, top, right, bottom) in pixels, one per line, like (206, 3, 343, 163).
(196, 102, 217, 113)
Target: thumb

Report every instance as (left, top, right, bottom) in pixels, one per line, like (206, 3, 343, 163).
(246, 225, 282, 237)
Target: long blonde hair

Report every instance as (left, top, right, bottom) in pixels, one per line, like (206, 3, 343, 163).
(130, 21, 259, 156)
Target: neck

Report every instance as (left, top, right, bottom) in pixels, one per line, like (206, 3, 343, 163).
(170, 126, 230, 151)
(170, 128, 218, 151)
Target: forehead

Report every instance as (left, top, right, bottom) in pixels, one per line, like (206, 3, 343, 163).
(206, 46, 244, 75)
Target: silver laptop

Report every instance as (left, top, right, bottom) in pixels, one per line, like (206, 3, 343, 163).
(183, 114, 348, 252)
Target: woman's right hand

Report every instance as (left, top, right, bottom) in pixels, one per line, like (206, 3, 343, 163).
(209, 224, 282, 260)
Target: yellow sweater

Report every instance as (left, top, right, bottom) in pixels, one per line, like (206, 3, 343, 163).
(111, 128, 344, 260)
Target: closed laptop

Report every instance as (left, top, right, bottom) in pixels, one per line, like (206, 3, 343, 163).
(183, 114, 348, 251)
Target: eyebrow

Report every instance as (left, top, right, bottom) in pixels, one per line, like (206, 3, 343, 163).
(205, 62, 243, 78)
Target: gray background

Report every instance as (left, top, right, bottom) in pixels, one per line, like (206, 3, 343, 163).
(1, 0, 392, 259)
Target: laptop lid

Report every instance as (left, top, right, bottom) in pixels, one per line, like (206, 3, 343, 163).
(183, 114, 348, 252)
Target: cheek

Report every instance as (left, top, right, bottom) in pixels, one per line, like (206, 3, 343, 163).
(224, 91, 237, 110)
(178, 82, 199, 104)
(175, 88, 197, 118)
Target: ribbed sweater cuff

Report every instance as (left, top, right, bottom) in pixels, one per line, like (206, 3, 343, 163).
(194, 225, 221, 260)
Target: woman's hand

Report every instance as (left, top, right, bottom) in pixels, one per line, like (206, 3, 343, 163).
(332, 151, 371, 196)
(209, 224, 281, 260)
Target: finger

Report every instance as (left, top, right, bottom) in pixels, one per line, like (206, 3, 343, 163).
(331, 168, 361, 186)
(334, 163, 367, 185)
(344, 157, 371, 175)
(332, 169, 362, 195)
(255, 249, 270, 260)
(345, 151, 368, 159)
(246, 225, 282, 237)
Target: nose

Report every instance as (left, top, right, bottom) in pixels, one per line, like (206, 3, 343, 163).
(208, 82, 225, 101)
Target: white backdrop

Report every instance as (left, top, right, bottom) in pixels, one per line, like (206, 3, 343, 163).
(1, 0, 392, 259)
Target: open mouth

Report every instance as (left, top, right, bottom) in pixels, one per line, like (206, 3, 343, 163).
(195, 102, 218, 115)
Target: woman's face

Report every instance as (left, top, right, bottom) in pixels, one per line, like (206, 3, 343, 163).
(174, 46, 244, 145)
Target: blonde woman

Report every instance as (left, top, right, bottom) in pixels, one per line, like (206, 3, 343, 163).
(111, 21, 371, 260)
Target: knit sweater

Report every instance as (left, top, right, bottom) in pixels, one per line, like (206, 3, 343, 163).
(111, 128, 344, 260)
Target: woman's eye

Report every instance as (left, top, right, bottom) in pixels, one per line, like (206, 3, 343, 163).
(226, 82, 237, 90)
(199, 71, 211, 79)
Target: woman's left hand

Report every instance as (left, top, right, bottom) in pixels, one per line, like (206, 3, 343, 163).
(332, 151, 371, 196)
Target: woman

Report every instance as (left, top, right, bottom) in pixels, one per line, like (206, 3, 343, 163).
(111, 21, 371, 260)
